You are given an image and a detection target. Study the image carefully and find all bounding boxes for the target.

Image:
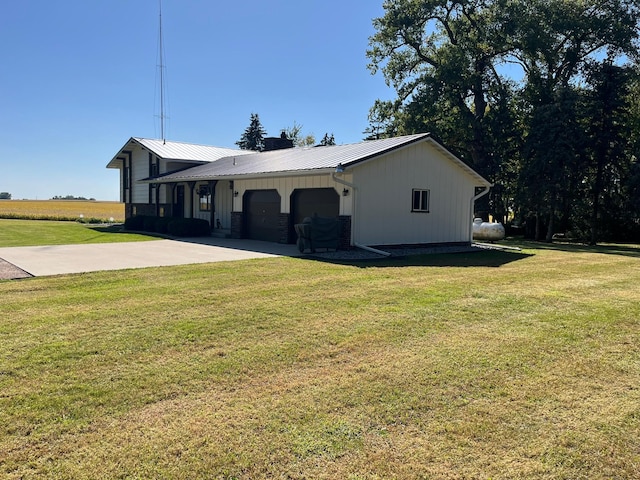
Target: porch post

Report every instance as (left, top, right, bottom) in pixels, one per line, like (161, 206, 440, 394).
(187, 182, 196, 218)
(209, 180, 217, 228)
(167, 182, 176, 217)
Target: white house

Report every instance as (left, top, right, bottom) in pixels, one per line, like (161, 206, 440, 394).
(107, 133, 491, 248)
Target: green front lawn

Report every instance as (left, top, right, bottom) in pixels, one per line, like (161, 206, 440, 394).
(1, 243, 639, 478)
(0, 219, 155, 247)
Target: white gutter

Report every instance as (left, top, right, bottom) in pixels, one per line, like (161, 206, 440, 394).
(332, 169, 392, 257)
(469, 186, 491, 242)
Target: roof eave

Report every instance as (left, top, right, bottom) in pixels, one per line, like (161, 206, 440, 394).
(106, 137, 136, 168)
(425, 137, 492, 187)
(141, 167, 337, 184)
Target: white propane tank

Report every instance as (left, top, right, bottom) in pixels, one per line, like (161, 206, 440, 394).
(472, 218, 506, 241)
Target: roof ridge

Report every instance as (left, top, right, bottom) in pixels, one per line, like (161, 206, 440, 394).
(133, 133, 431, 151)
(133, 137, 244, 150)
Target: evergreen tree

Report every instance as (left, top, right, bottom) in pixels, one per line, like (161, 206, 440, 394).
(236, 113, 266, 151)
(583, 62, 635, 244)
(320, 133, 335, 146)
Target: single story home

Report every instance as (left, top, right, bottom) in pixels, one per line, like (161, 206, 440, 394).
(107, 133, 491, 248)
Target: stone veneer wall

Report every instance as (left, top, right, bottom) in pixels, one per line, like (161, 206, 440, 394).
(278, 214, 290, 244)
(126, 203, 172, 219)
(231, 212, 244, 239)
(228, 212, 350, 247)
(338, 215, 352, 250)
(127, 203, 154, 218)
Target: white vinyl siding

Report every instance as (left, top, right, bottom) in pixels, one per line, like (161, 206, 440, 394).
(190, 180, 235, 227)
(353, 143, 477, 246)
(232, 173, 353, 216)
(130, 147, 150, 204)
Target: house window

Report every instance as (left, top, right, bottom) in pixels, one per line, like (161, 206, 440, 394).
(199, 186, 211, 212)
(412, 189, 430, 212)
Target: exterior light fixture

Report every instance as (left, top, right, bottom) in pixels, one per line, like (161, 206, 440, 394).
(335, 163, 344, 173)
(342, 188, 349, 196)
(234, 191, 239, 197)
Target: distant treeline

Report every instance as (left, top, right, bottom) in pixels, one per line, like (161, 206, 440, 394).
(51, 195, 96, 201)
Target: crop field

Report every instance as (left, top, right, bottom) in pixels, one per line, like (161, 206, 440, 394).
(0, 200, 124, 222)
(1, 237, 639, 479)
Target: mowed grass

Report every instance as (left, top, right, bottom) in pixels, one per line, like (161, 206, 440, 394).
(0, 219, 155, 247)
(0, 200, 124, 222)
(1, 243, 639, 478)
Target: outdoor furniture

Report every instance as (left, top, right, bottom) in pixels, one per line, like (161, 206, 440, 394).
(295, 216, 340, 253)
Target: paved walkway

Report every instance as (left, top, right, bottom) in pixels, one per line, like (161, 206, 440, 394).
(0, 237, 302, 279)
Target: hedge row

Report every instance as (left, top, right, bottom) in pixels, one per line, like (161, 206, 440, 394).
(0, 213, 114, 223)
(124, 215, 211, 237)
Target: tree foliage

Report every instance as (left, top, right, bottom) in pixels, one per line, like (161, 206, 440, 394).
(320, 133, 336, 146)
(368, 0, 640, 242)
(236, 113, 266, 151)
(283, 122, 316, 147)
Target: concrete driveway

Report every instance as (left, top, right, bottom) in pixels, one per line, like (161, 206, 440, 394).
(0, 237, 302, 278)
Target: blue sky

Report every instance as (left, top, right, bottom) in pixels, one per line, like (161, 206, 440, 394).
(0, 1, 394, 201)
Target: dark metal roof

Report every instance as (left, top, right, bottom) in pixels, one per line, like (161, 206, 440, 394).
(148, 133, 438, 182)
(113, 133, 491, 186)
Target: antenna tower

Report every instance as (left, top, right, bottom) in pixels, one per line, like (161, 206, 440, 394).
(156, 0, 167, 144)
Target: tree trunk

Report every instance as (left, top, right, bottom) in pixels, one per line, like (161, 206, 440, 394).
(545, 211, 555, 243)
(590, 162, 604, 245)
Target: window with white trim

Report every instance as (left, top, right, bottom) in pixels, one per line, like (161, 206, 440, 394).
(412, 189, 430, 212)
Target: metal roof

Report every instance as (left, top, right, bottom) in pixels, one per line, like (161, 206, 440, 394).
(107, 137, 252, 168)
(132, 137, 253, 162)
(143, 133, 490, 186)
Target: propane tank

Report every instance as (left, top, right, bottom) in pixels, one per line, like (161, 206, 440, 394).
(472, 218, 505, 241)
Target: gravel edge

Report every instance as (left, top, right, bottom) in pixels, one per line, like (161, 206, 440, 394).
(0, 258, 32, 280)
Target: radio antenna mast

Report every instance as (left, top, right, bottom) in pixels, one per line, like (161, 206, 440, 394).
(156, 0, 167, 144)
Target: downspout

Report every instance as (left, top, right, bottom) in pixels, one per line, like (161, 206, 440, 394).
(332, 167, 391, 257)
(470, 186, 491, 242)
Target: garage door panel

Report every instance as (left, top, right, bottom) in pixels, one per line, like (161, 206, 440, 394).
(292, 188, 339, 226)
(244, 189, 281, 242)
(290, 188, 340, 244)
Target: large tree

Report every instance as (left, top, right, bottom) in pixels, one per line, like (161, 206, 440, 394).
(518, 86, 586, 241)
(368, 0, 640, 234)
(367, 1, 521, 171)
(236, 113, 267, 151)
(582, 62, 634, 244)
(512, 0, 640, 240)
(367, 0, 522, 218)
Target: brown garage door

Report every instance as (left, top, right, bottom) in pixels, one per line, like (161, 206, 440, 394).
(290, 188, 340, 241)
(244, 189, 281, 242)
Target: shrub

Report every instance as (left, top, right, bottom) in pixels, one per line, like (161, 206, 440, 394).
(154, 216, 172, 234)
(124, 215, 147, 231)
(167, 218, 211, 237)
(142, 216, 158, 232)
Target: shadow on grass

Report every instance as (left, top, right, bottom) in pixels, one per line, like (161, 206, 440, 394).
(316, 249, 533, 268)
(88, 225, 129, 234)
(513, 240, 640, 259)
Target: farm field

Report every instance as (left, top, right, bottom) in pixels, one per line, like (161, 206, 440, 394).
(0, 200, 125, 222)
(1, 241, 639, 478)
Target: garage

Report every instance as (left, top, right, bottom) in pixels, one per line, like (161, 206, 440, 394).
(243, 189, 281, 242)
(290, 188, 340, 241)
